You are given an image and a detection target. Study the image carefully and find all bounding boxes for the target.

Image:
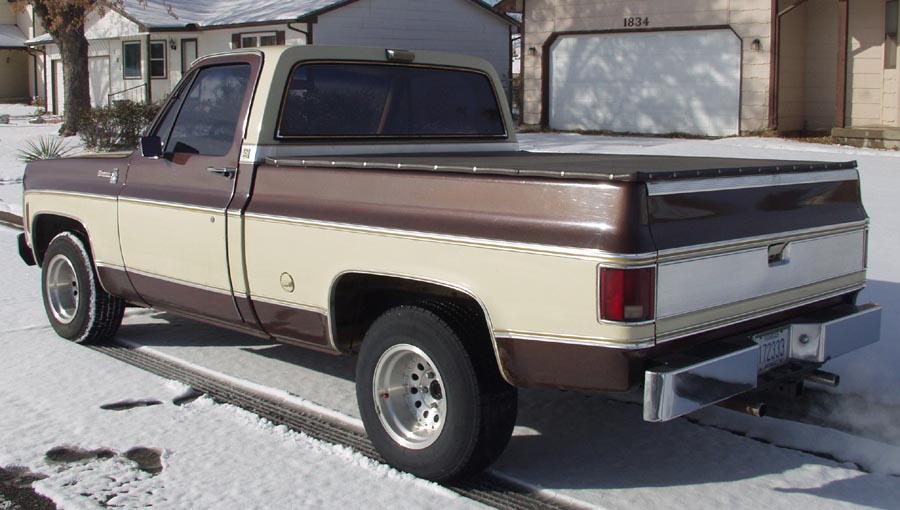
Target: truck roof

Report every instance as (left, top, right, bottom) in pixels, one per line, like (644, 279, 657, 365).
(198, 45, 518, 148)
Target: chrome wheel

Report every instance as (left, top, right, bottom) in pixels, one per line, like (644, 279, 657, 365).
(45, 253, 79, 325)
(373, 343, 447, 449)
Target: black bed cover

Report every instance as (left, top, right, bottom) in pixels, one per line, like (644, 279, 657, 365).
(266, 151, 857, 182)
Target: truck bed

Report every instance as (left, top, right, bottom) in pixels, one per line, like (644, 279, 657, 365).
(266, 151, 857, 181)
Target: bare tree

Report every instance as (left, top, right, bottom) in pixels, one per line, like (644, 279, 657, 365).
(15, 1, 172, 135)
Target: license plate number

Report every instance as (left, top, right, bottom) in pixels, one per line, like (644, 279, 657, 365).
(753, 327, 789, 372)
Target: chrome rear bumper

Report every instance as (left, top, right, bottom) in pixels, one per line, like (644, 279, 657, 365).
(643, 303, 881, 422)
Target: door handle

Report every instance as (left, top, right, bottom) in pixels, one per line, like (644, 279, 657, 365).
(207, 166, 237, 179)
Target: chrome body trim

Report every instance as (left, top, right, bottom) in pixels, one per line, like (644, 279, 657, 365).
(118, 196, 224, 215)
(789, 304, 882, 363)
(240, 141, 520, 164)
(656, 230, 866, 319)
(493, 330, 656, 350)
(25, 189, 117, 202)
(327, 269, 515, 383)
(596, 263, 658, 326)
(644, 344, 759, 422)
(250, 295, 327, 315)
(95, 262, 126, 271)
(656, 221, 868, 263)
(646, 169, 858, 196)
(656, 280, 866, 344)
(244, 212, 656, 263)
(644, 303, 881, 422)
(126, 268, 238, 296)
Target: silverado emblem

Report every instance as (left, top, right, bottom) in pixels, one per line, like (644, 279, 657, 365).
(96, 169, 119, 184)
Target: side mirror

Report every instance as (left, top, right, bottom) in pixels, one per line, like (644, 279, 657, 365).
(140, 136, 162, 158)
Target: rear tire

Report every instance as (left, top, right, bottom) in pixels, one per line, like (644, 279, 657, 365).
(356, 303, 517, 481)
(41, 232, 125, 343)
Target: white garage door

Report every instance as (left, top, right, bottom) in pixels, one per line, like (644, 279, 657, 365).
(549, 29, 741, 136)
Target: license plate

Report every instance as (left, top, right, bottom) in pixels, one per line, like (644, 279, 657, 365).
(753, 327, 789, 373)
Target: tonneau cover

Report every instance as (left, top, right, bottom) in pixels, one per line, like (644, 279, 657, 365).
(266, 151, 857, 181)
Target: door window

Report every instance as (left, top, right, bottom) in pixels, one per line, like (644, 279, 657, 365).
(123, 41, 141, 79)
(163, 64, 251, 156)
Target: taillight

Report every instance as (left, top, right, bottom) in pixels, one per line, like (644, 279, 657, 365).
(600, 267, 655, 322)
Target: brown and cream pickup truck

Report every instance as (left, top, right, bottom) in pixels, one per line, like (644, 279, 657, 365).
(18, 45, 882, 480)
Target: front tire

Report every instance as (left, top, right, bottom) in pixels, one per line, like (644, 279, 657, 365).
(356, 304, 517, 481)
(41, 232, 125, 343)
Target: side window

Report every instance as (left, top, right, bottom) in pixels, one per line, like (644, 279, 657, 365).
(163, 64, 251, 156)
(153, 70, 195, 143)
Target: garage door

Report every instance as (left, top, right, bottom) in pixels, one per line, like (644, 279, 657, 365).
(549, 29, 741, 136)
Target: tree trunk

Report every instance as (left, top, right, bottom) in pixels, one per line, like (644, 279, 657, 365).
(55, 23, 91, 136)
(31, 1, 93, 136)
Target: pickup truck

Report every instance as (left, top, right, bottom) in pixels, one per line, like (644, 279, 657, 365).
(18, 45, 882, 481)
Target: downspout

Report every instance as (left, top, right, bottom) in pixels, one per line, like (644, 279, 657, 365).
(145, 33, 152, 103)
(42, 50, 47, 109)
(768, 0, 778, 130)
(835, 0, 849, 128)
(288, 20, 312, 44)
(31, 13, 38, 100)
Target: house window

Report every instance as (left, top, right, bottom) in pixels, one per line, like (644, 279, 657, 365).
(123, 41, 141, 79)
(234, 31, 282, 48)
(150, 41, 167, 78)
(887, 0, 898, 69)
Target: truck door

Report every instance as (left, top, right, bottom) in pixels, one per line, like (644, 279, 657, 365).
(118, 55, 260, 325)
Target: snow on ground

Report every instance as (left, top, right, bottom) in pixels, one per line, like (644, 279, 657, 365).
(0, 104, 79, 216)
(0, 227, 485, 510)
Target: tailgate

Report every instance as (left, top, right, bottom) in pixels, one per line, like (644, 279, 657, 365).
(645, 167, 868, 342)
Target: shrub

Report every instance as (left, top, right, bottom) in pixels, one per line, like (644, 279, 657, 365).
(17, 136, 76, 162)
(78, 100, 161, 152)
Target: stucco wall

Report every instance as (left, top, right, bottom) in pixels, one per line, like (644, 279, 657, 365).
(0, 4, 15, 25)
(315, 0, 512, 92)
(522, 0, 773, 132)
(0, 49, 28, 100)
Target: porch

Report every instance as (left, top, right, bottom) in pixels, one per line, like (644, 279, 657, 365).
(832, 125, 900, 149)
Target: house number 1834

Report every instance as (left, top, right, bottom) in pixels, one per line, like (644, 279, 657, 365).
(623, 17, 649, 27)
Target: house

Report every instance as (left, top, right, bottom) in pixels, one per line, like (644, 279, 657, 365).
(0, 4, 37, 103)
(498, 0, 900, 145)
(24, 0, 518, 114)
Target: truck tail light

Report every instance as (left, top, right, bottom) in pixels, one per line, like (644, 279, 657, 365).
(600, 267, 655, 322)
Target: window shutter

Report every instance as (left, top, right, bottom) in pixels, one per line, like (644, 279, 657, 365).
(276, 31, 285, 45)
(232, 34, 241, 49)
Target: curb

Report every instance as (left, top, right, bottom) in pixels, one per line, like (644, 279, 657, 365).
(0, 211, 23, 231)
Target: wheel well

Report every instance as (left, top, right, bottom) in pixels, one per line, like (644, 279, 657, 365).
(330, 273, 493, 355)
(31, 214, 88, 266)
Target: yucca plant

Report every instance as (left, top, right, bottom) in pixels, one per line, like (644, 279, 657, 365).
(17, 136, 77, 162)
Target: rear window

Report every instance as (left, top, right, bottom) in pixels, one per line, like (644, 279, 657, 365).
(277, 63, 506, 139)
